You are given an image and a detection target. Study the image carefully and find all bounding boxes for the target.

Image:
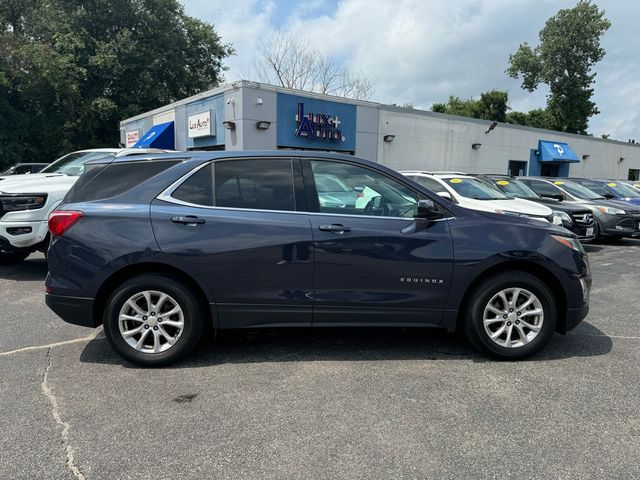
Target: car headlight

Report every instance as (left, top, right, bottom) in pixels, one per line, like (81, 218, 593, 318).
(0, 194, 48, 212)
(554, 211, 572, 223)
(494, 209, 528, 218)
(551, 234, 585, 253)
(594, 206, 626, 215)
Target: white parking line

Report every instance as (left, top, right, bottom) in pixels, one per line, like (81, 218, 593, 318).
(0, 331, 103, 357)
(568, 332, 640, 340)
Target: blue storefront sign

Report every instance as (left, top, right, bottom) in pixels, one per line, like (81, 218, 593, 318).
(277, 93, 356, 152)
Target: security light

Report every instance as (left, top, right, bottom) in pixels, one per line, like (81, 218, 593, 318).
(383, 135, 395, 143)
(472, 143, 482, 150)
(256, 121, 271, 130)
(485, 121, 498, 134)
(222, 121, 236, 130)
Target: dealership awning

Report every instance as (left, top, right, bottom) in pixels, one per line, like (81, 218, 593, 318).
(538, 140, 580, 163)
(134, 121, 175, 149)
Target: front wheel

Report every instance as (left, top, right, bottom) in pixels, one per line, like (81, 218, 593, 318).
(103, 274, 205, 367)
(463, 271, 556, 360)
(0, 251, 30, 265)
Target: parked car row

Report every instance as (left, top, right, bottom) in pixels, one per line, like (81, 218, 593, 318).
(399, 171, 640, 242)
(9, 149, 635, 367)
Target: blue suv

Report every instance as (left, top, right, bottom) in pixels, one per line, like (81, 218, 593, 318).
(45, 152, 591, 366)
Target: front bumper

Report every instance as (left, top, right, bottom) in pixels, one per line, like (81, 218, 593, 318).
(564, 305, 590, 332)
(45, 293, 98, 328)
(599, 214, 640, 237)
(0, 219, 49, 250)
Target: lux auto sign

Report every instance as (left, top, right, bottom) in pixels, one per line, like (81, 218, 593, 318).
(295, 103, 345, 142)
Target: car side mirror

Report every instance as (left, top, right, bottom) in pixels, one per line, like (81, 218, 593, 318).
(436, 191, 453, 202)
(541, 193, 564, 201)
(415, 199, 443, 220)
(603, 193, 615, 199)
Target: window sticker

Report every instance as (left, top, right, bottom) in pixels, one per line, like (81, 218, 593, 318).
(554, 181, 565, 185)
(496, 180, 509, 185)
(607, 182, 617, 187)
(449, 178, 463, 184)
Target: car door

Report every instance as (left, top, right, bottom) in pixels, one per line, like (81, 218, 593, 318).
(303, 158, 454, 326)
(151, 157, 313, 328)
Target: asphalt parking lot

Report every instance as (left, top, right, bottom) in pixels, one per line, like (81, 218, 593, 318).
(1, 242, 639, 480)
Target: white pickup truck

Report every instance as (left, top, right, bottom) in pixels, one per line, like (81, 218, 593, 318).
(0, 148, 168, 264)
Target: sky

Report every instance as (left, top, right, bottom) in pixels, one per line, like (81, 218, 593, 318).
(181, 0, 639, 141)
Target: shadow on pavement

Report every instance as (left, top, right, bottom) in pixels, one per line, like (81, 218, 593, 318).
(79, 321, 613, 369)
(0, 255, 47, 281)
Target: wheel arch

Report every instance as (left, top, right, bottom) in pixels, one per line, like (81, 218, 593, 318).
(93, 262, 216, 329)
(456, 260, 568, 333)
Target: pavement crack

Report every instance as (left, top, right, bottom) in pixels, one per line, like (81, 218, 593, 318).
(41, 347, 87, 480)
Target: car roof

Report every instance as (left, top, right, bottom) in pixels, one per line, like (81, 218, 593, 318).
(97, 150, 376, 165)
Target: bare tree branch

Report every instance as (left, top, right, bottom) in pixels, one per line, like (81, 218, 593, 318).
(256, 32, 374, 100)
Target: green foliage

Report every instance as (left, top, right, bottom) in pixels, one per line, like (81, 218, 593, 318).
(430, 90, 509, 122)
(505, 109, 554, 129)
(0, 0, 233, 168)
(507, 0, 611, 134)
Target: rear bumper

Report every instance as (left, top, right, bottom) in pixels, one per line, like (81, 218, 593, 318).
(45, 293, 98, 328)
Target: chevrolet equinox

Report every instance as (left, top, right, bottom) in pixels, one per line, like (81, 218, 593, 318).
(45, 152, 591, 366)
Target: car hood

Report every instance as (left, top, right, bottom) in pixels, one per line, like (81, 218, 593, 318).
(585, 198, 640, 211)
(456, 196, 553, 217)
(0, 175, 78, 194)
(0, 172, 66, 184)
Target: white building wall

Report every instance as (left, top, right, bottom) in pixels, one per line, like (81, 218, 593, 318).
(377, 108, 640, 179)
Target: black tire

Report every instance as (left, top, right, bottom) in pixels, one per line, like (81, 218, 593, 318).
(0, 251, 29, 265)
(463, 271, 557, 360)
(103, 274, 205, 367)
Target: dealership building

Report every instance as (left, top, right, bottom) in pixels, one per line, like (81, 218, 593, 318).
(120, 80, 640, 180)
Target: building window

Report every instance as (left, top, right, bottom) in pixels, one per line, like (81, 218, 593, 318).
(508, 160, 528, 176)
(628, 169, 640, 181)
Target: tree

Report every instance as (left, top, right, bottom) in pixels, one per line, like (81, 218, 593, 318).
(505, 109, 554, 129)
(507, 0, 611, 134)
(256, 32, 374, 100)
(431, 90, 509, 122)
(0, 0, 233, 168)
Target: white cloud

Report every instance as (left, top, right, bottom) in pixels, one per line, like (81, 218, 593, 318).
(181, 0, 640, 140)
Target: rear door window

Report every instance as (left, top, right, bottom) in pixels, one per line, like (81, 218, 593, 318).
(170, 158, 297, 212)
(215, 159, 295, 211)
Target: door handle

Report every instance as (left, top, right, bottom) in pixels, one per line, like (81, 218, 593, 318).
(318, 224, 351, 234)
(171, 215, 205, 225)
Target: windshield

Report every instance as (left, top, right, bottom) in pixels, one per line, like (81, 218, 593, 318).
(604, 181, 640, 198)
(553, 180, 604, 200)
(315, 174, 351, 193)
(445, 177, 509, 200)
(41, 151, 116, 176)
(491, 178, 540, 199)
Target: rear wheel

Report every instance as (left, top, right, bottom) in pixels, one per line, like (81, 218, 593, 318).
(0, 251, 29, 265)
(103, 274, 205, 367)
(463, 271, 556, 359)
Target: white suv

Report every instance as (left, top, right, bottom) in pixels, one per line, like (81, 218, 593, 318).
(401, 171, 559, 223)
(0, 148, 168, 264)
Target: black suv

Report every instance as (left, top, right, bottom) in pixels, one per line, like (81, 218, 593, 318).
(45, 152, 591, 366)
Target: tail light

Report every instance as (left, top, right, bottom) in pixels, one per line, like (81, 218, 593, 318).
(48, 211, 83, 237)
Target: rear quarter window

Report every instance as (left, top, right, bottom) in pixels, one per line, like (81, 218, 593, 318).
(65, 160, 181, 203)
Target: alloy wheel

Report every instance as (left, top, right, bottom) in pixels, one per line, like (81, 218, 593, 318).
(118, 290, 185, 353)
(482, 287, 544, 348)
